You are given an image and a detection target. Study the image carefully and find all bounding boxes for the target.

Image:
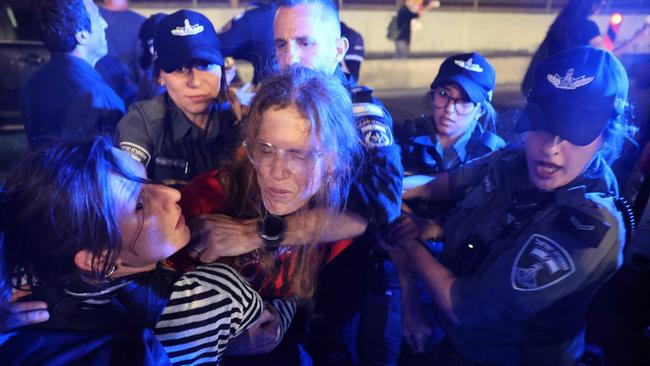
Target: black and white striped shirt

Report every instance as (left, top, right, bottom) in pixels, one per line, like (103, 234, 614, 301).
(154, 263, 264, 365)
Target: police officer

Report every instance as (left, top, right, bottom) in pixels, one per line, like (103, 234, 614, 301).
(116, 9, 240, 186)
(389, 46, 634, 365)
(367, 52, 505, 366)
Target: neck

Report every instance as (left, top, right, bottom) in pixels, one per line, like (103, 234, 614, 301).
(438, 134, 460, 149)
(187, 111, 211, 133)
(70, 48, 101, 68)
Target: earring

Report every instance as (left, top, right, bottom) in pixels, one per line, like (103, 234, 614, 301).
(103, 264, 118, 282)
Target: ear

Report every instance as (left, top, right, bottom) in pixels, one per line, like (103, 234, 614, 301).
(73, 249, 96, 272)
(74, 249, 113, 274)
(74, 30, 90, 46)
(334, 36, 350, 64)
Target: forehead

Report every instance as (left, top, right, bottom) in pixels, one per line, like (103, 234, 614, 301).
(258, 105, 314, 145)
(83, 0, 99, 18)
(274, 4, 331, 39)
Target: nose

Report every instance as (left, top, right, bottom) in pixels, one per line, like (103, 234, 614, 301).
(541, 135, 562, 156)
(158, 184, 182, 207)
(284, 42, 301, 67)
(444, 97, 456, 113)
(187, 68, 201, 88)
(268, 151, 292, 179)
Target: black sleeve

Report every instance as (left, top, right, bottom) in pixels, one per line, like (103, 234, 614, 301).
(347, 90, 403, 227)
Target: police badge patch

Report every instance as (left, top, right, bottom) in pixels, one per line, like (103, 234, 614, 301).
(357, 118, 393, 148)
(119, 142, 151, 166)
(511, 234, 575, 291)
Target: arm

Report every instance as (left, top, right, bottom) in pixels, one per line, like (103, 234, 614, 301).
(224, 298, 297, 355)
(402, 173, 450, 201)
(189, 210, 367, 261)
(154, 263, 264, 363)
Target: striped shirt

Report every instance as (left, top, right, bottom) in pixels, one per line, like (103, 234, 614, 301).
(155, 263, 264, 365)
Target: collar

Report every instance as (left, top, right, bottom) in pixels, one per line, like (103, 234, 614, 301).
(411, 121, 477, 163)
(49, 52, 104, 80)
(167, 94, 222, 143)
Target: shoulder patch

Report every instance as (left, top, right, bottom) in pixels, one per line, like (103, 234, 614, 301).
(511, 234, 575, 291)
(554, 206, 610, 248)
(357, 118, 393, 148)
(120, 142, 151, 166)
(353, 103, 384, 119)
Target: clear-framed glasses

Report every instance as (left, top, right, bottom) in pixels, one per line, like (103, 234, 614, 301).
(243, 140, 323, 175)
(431, 88, 477, 116)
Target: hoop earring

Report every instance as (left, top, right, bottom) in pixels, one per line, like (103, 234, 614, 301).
(103, 264, 118, 282)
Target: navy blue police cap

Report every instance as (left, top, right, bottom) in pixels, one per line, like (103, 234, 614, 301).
(516, 46, 628, 146)
(430, 52, 496, 104)
(154, 9, 224, 73)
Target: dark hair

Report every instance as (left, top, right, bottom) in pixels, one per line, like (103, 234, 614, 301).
(424, 86, 499, 134)
(0, 136, 139, 291)
(222, 66, 362, 299)
(548, 0, 604, 50)
(32, 0, 91, 52)
(599, 104, 638, 164)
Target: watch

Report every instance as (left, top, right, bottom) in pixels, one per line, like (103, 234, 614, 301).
(258, 213, 286, 251)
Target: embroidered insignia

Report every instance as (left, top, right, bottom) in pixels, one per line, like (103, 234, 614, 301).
(554, 206, 609, 248)
(511, 234, 575, 291)
(353, 103, 384, 119)
(454, 57, 483, 73)
(171, 19, 204, 36)
(119, 142, 151, 166)
(357, 118, 393, 148)
(546, 68, 595, 90)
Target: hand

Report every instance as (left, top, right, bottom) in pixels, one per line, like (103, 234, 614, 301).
(187, 214, 262, 262)
(401, 292, 432, 354)
(224, 306, 283, 355)
(425, 1, 441, 10)
(1, 300, 49, 331)
(386, 211, 443, 247)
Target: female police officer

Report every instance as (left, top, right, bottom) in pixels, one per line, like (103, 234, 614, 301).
(116, 9, 240, 186)
(388, 46, 635, 365)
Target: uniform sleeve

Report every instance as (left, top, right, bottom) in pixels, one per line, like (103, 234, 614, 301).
(447, 150, 499, 200)
(218, 11, 251, 59)
(449, 199, 624, 327)
(154, 263, 263, 364)
(348, 96, 403, 226)
(115, 104, 154, 167)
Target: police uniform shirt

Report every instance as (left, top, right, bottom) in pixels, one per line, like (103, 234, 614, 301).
(438, 148, 624, 365)
(340, 21, 365, 82)
(398, 116, 505, 175)
(338, 67, 403, 226)
(116, 94, 240, 184)
(21, 53, 126, 148)
(218, 1, 276, 85)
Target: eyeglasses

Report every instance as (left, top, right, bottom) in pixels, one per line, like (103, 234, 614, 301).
(431, 88, 477, 116)
(244, 140, 323, 175)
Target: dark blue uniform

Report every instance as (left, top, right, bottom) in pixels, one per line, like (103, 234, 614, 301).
(438, 147, 624, 365)
(218, 1, 276, 85)
(21, 53, 126, 148)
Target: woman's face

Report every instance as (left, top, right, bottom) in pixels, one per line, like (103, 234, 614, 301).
(110, 148, 190, 272)
(160, 63, 222, 120)
(252, 105, 326, 216)
(431, 84, 482, 143)
(524, 130, 601, 191)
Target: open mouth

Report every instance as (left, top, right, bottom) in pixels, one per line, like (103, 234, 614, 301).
(535, 161, 561, 178)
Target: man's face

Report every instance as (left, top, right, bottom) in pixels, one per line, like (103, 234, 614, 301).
(83, 0, 108, 60)
(273, 3, 348, 75)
